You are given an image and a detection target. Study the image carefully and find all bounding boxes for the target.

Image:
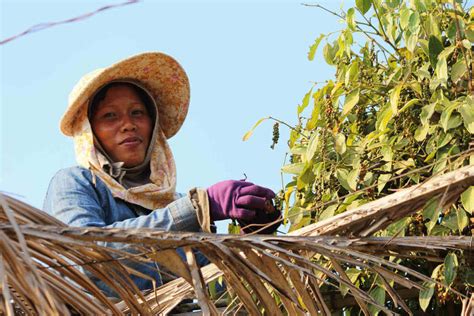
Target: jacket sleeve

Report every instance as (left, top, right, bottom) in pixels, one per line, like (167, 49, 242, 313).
(42, 167, 210, 297)
(43, 167, 202, 234)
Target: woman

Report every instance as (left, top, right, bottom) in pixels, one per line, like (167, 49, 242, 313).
(43, 52, 280, 296)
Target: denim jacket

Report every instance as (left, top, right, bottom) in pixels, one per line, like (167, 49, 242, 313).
(43, 166, 206, 296)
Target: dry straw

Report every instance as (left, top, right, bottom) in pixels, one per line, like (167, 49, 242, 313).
(1, 164, 474, 315)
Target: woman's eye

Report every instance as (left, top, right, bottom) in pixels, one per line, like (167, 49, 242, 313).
(132, 109, 145, 116)
(103, 112, 116, 119)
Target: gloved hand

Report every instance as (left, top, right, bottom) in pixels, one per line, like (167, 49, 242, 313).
(237, 199, 281, 234)
(207, 180, 275, 221)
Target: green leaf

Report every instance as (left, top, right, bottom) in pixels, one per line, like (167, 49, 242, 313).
(308, 34, 325, 61)
(242, 117, 268, 141)
(420, 102, 436, 125)
(289, 129, 298, 148)
(389, 84, 402, 114)
(368, 286, 386, 315)
(228, 222, 241, 234)
(440, 211, 458, 231)
(414, 123, 429, 141)
(457, 207, 469, 232)
(340, 267, 361, 297)
(377, 173, 391, 193)
(347, 8, 356, 31)
(336, 169, 352, 191)
(356, 0, 371, 14)
(385, 217, 410, 237)
(297, 163, 315, 190)
(298, 88, 313, 115)
(440, 101, 458, 132)
(458, 97, 474, 134)
(345, 61, 359, 86)
(408, 11, 420, 33)
(425, 14, 441, 41)
(428, 36, 443, 68)
(447, 114, 463, 130)
(466, 27, 474, 42)
(347, 168, 359, 191)
(281, 162, 305, 175)
(334, 133, 346, 155)
(423, 198, 441, 234)
(419, 281, 435, 312)
(342, 88, 360, 116)
(437, 132, 452, 149)
(413, 0, 427, 12)
(406, 31, 418, 52)
(444, 253, 458, 286)
(319, 204, 337, 221)
(438, 45, 456, 60)
(400, 8, 411, 30)
(436, 56, 448, 84)
(399, 98, 419, 114)
(305, 133, 320, 162)
(323, 41, 338, 65)
(461, 186, 474, 214)
(451, 60, 467, 83)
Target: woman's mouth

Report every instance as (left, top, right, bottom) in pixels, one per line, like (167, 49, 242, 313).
(120, 136, 142, 146)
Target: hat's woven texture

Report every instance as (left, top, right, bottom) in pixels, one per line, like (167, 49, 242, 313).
(61, 52, 190, 139)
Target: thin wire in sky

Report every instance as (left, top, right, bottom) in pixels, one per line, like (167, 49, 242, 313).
(0, 0, 141, 45)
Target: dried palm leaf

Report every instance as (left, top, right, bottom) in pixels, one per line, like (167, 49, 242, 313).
(0, 165, 473, 314)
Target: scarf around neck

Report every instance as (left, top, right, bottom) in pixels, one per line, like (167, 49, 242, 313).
(73, 115, 177, 210)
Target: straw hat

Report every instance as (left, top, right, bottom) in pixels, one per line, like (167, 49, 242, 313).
(61, 52, 190, 139)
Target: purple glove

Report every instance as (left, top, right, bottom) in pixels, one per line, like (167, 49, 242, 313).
(207, 180, 275, 221)
(237, 200, 281, 234)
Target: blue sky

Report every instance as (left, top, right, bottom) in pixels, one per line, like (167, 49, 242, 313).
(1, 0, 345, 232)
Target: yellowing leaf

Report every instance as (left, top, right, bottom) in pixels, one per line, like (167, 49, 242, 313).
(436, 57, 448, 84)
(242, 117, 268, 141)
(457, 208, 469, 232)
(281, 162, 305, 175)
(451, 60, 467, 83)
(400, 8, 411, 30)
(376, 103, 394, 132)
(319, 205, 337, 221)
(461, 186, 474, 214)
(334, 133, 346, 155)
(347, 168, 359, 191)
(390, 84, 402, 114)
(347, 8, 356, 31)
(342, 88, 360, 116)
(345, 61, 359, 87)
(458, 97, 474, 134)
(305, 133, 320, 162)
(440, 100, 458, 132)
(308, 34, 325, 61)
(419, 282, 435, 312)
(298, 88, 313, 115)
(399, 98, 419, 114)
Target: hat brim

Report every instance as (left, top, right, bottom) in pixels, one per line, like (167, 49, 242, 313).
(61, 52, 190, 139)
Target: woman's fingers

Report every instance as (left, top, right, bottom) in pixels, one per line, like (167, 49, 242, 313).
(239, 184, 275, 199)
(231, 207, 255, 220)
(236, 195, 267, 210)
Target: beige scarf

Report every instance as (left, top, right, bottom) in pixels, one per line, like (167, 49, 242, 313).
(73, 117, 177, 210)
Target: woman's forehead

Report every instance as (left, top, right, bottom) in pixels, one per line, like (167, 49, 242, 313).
(102, 85, 142, 101)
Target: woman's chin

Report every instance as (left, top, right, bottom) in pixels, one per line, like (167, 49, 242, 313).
(122, 156, 146, 168)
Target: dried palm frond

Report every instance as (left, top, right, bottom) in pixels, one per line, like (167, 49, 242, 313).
(1, 165, 473, 315)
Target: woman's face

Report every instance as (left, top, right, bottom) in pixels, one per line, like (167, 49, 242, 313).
(90, 85, 153, 167)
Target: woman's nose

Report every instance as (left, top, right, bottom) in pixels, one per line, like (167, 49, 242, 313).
(121, 115, 137, 132)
